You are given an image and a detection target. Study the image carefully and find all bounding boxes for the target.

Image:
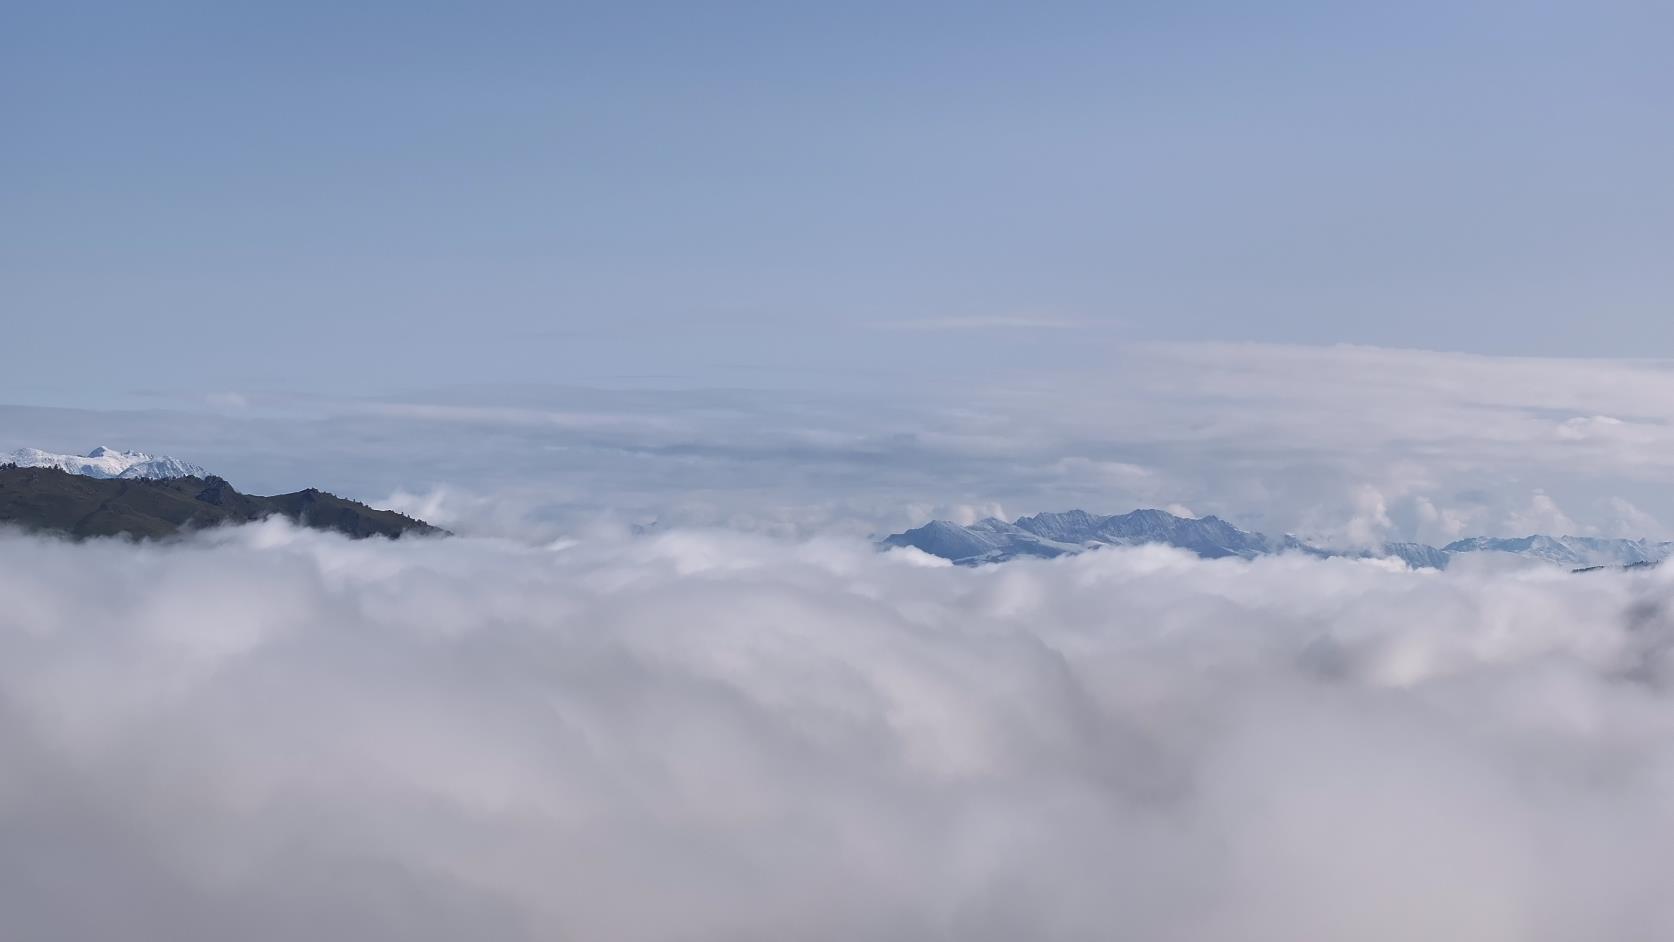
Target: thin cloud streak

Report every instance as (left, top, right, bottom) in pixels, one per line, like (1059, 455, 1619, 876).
(870, 314, 1094, 331)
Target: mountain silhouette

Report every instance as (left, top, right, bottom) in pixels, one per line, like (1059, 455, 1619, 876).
(0, 464, 443, 540)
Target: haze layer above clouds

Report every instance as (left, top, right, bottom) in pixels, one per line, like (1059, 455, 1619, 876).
(4, 523, 1674, 940)
(7, 343, 1674, 544)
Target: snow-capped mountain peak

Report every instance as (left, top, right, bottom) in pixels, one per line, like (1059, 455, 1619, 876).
(881, 507, 1284, 565)
(4, 446, 210, 480)
(880, 509, 1674, 570)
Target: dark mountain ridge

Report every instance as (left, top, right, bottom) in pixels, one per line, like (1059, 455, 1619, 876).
(0, 464, 443, 540)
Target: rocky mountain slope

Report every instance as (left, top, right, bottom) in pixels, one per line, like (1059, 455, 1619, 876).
(0, 465, 442, 540)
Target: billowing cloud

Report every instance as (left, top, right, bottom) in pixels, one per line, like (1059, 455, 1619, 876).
(5, 524, 1674, 939)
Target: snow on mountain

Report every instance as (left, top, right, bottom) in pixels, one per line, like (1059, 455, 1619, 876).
(1375, 542, 1455, 570)
(4, 446, 209, 480)
(882, 508, 1306, 565)
(1443, 534, 1674, 568)
(881, 510, 1672, 571)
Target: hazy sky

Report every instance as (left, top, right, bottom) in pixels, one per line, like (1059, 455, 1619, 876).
(8, 1, 1673, 407)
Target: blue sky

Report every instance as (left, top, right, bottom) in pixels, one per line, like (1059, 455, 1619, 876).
(7, 1, 1673, 407)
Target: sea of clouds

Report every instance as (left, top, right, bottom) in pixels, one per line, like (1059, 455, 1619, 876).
(6, 521, 1674, 939)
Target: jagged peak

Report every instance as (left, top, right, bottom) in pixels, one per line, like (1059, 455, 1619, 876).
(5, 446, 208, 480)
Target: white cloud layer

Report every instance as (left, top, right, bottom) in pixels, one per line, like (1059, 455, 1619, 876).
(6, 523, 1674, 939)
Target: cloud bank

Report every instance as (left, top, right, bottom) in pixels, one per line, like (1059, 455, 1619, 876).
(5, 523, 1674, 939)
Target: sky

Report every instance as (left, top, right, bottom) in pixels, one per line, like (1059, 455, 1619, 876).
(6, 1, 1674, 407)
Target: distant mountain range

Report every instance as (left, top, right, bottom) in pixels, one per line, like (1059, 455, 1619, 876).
(7, 445, 1665, 564)
(881, 509, 1674, 570)
(0, 465, 441, 541)
(5, 446, 209, 480)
